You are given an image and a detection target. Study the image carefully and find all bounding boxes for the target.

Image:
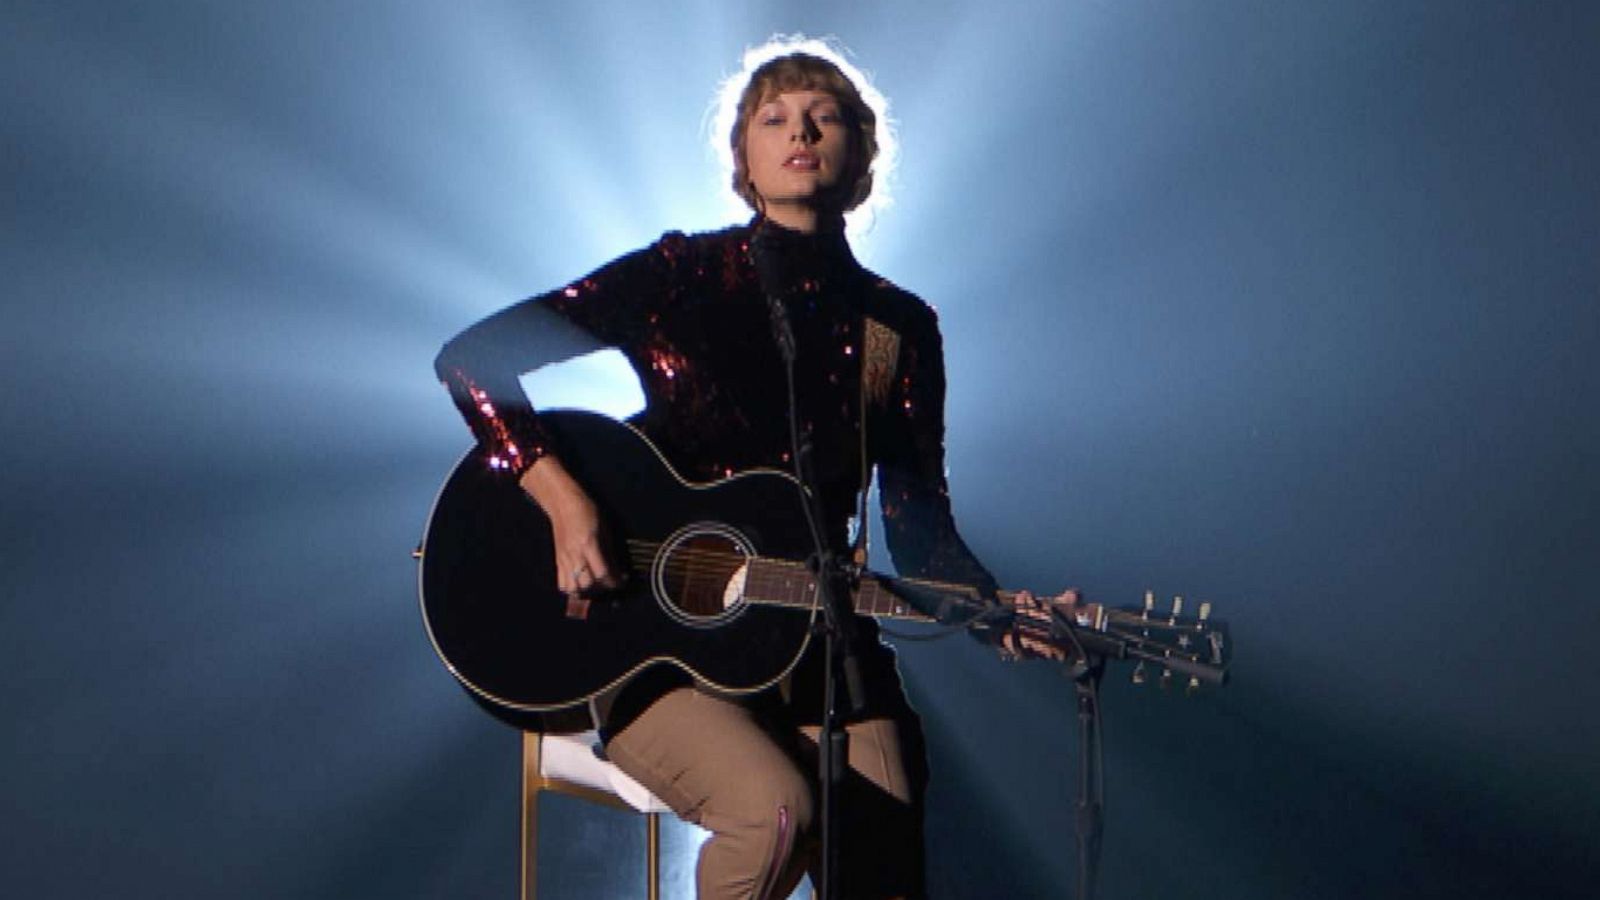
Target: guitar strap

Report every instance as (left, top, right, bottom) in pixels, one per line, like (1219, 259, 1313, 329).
(853, 316, 901, 566)
(861, 317, 901, 411)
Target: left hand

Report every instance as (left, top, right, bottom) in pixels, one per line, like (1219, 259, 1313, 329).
(1000, 589, 1083, 662)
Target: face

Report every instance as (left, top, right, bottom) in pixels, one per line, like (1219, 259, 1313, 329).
(743, 89, 854, 215)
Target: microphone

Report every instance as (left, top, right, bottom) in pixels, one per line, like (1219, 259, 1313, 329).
(765, 289, 796, 363)
(750, 222, 798, 362)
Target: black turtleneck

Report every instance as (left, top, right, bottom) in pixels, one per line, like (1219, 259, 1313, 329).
(435, 217, 998, 605)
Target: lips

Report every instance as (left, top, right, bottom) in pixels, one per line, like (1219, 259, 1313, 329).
(783, 152, 820, 170)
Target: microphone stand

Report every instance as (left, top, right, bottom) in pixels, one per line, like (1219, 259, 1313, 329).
(764, 274, 864, 900)
(1037, 603, 1107, 900)
(1071, 654, 1106, 900)
(882, 581, 1224, 900)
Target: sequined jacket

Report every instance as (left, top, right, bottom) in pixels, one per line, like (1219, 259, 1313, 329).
(434, 220, 998, 606)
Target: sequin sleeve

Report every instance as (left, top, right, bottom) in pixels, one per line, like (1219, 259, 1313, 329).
(874, 303, 1001, 595)
(432, 234, 687, 475)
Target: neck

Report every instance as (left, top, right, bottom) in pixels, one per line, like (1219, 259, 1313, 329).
(761, 202, 845, 235)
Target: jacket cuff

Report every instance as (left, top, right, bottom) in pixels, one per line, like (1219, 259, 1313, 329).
(440, 366, 552, 476)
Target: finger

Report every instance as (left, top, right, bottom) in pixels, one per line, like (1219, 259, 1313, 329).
(584, 552, 616, 589)
(1013, 602, 1049, 624)
(558, 554, 589, 595)
(574, 560, 597, 592)
(999, 631, 1022, 661)
(1026, 639, 1065, 661)
(572, 547, 614, 589)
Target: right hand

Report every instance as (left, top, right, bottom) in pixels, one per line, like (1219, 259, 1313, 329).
(519, 455, 618, 597)
(1000, 589, 1084, 662)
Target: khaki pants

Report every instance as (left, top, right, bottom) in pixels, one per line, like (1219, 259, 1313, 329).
(604, 686, 924, 899)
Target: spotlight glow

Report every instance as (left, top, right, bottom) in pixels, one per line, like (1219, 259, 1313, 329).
(518, 348, 647, 421)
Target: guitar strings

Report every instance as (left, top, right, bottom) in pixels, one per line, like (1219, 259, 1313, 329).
(616, 541, 923, 615)
(630, 542, 1123, 618)
(621, 540, 976, 597)
(617, 542, 1209, 645)
(610, 560, 1211, 666)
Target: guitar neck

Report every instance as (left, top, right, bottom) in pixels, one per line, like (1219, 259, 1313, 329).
(743, 557, 928, 621)
(744, 557, 1100, 627)
(743, 560, 1225, 686)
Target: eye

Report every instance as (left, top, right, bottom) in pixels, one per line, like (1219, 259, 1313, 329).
(760, 114, 785, 126)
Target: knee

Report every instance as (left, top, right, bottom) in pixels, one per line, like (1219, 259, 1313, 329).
(697, 765, 815, 898)
(700, 761, 814, 862)
(722, 762, 813, 840)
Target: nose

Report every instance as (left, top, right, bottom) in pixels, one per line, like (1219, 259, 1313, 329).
(792, 114, 820, 144)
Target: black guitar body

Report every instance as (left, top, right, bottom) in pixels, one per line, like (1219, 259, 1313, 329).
(418, 410, 819, 721)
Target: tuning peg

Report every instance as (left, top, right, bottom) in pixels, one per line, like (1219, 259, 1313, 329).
(1142, 590, 1154, 621)
(1198, 601, 1212, 625)
(1168, 595, 1183, 626)
(1159, 666, 1173, 690)
(1131, 660, 1148, 685)
(1186, 675, 1201, 695)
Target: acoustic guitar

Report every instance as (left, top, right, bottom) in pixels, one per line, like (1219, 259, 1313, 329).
(417, 410, 1228, 719)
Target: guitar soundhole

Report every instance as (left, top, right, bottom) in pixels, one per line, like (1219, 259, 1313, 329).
(655, 524, 753, 627)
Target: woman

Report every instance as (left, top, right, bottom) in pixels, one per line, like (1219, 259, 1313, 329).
(435, 45, 1057, 899)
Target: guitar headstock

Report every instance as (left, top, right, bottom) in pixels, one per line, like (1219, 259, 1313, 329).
(1005, 589, 1230, 690)
(1102, 590, 1231, 691)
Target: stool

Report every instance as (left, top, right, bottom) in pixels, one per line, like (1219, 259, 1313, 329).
(521, 730, 673, 900)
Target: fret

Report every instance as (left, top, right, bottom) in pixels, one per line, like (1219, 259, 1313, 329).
(745, 557, 952, 622)
(751, 558, 804, 609)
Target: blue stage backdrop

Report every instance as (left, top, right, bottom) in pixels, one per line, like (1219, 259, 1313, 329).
(3, 2, 1596, 897)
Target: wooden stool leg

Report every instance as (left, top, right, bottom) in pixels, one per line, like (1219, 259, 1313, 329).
(521, 732, 542, 900)
(646, 812, 660, 900)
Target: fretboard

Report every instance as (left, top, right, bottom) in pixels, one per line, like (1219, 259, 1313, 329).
(743, 557, 988, 622)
